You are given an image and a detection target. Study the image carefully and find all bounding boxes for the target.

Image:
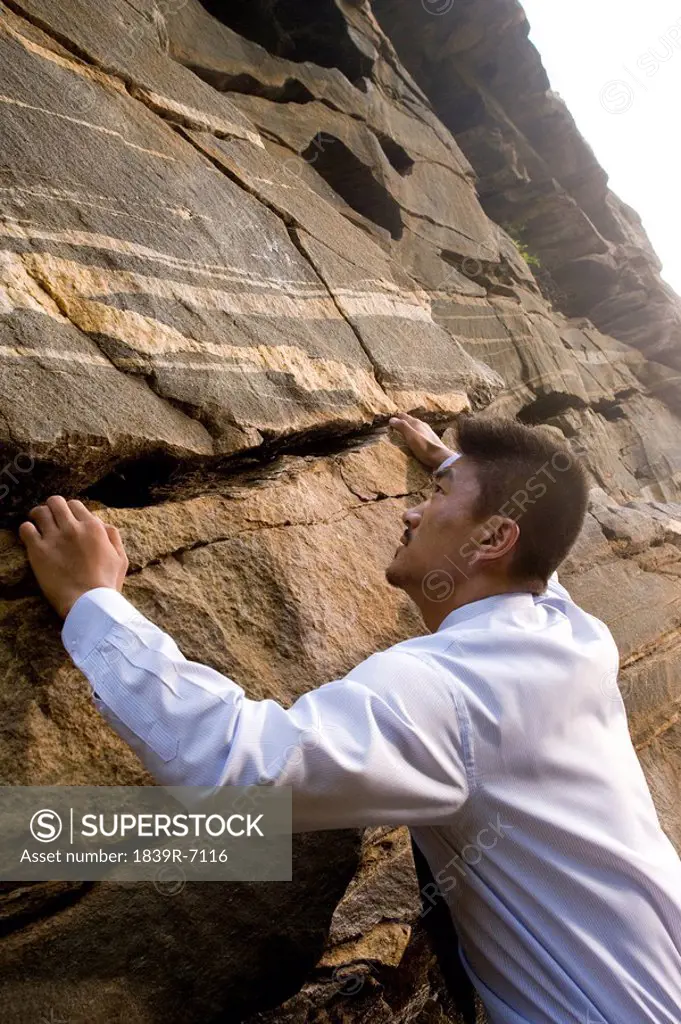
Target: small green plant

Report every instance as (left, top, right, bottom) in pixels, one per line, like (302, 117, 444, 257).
(513, 239, 541, 269)
(504, 223, 542, 269)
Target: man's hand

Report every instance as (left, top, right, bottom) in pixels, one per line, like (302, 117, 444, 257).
(389, 412, 456, 470)
(19, 496, 128, 619)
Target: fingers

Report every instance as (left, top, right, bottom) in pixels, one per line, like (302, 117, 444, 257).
(105, 524, 129, 588)
(105, 523, 126, 559)
(26, 497, 98, 538)
(389, 412, 422, 437)
(18, 520, 41, 549)
(46, 495, 78, 529)
(389, 418, 411, 437)
(67, 499, 96, 522)
(29, 503, 57, 538)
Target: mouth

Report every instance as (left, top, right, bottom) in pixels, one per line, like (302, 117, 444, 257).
(394, 530, 410, 557)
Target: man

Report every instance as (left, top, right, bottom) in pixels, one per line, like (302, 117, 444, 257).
(20, 412, 681, 1023)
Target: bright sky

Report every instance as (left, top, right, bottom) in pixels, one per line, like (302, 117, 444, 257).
(519, 0, 681, 296)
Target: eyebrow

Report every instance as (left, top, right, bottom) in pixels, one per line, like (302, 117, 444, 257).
(432, 466, 451, 481)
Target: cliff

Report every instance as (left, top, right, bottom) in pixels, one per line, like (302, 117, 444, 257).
(0, 2, 679, 1022)
(374, 0, 681, 381)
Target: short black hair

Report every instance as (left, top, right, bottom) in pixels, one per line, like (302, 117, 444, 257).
(455, 413, 589, 584)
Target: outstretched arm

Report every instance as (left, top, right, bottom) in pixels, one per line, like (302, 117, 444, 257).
(388, 411, 456, 470)
(20, 498, 469, 832)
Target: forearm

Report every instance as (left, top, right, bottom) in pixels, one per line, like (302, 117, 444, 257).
(63, 588, 249, 787)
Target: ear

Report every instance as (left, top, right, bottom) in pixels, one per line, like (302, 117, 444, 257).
(468, 516, 520, 567)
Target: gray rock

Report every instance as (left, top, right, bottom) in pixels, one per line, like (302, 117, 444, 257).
(2, 0, 681, 1022)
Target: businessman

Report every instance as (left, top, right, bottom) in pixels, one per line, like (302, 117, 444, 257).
(20, 412, 681, 1024)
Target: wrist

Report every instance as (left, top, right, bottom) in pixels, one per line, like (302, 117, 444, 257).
(56, 583, 121, 620)
(57, 588, 94, 620)
(430, 445, 456, 470)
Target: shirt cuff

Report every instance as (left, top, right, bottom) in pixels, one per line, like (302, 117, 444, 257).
(436, 451, 461, 472)
(61, 588, 146, 665)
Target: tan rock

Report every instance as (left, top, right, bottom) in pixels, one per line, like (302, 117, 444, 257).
(317, 921, 412, 969)
(2, 0, 681, 1021)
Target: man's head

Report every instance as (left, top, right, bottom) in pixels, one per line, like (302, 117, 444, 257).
(385, 413, 589, 619)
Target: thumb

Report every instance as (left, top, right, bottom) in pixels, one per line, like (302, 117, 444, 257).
(18, 520, 41, 550)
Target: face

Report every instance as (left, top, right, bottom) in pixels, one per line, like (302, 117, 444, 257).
(385, 457, 504, 602)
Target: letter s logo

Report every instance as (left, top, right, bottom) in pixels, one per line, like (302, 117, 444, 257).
(30, 809, 63, 842)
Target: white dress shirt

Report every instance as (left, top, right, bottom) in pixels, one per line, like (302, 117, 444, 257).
(61, 481, 681, 1023)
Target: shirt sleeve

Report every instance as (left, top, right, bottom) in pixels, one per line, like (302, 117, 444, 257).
(62, 589, 469, 832)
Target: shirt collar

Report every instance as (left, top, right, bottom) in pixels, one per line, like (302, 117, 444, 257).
(436, 591, 535, 632)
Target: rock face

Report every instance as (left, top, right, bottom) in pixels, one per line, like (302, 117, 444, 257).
(0, 1, 679, 1022)
(373, 0, 681, 382)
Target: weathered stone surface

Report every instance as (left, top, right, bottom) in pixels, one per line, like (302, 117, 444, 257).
(166, 0, 372, 121)
(1, 0, 517, 524)
(247, 924, 488, 1024)
(0, 10, 397, 473)
(223, 92, 491, 258)
(182, 130, 501, 414)
(0, 839, 361, 1024)
(2, 0, 681, 1022)
(373, 0, 681, 382)
(7, 0, 260, 140)
(166, 0, 473, 171)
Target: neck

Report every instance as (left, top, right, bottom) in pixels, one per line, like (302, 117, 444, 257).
(412, 575, 542, 633)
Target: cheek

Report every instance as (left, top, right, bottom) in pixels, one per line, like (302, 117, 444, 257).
(427, 503, 478, 552)
(429, 497, 468, 531)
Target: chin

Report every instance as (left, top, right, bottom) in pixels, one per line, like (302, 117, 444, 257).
(385, 563, 402, 588)
(385, 548, 409, 589)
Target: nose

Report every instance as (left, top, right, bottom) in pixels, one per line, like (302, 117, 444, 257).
(402, 503, 424, 529)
